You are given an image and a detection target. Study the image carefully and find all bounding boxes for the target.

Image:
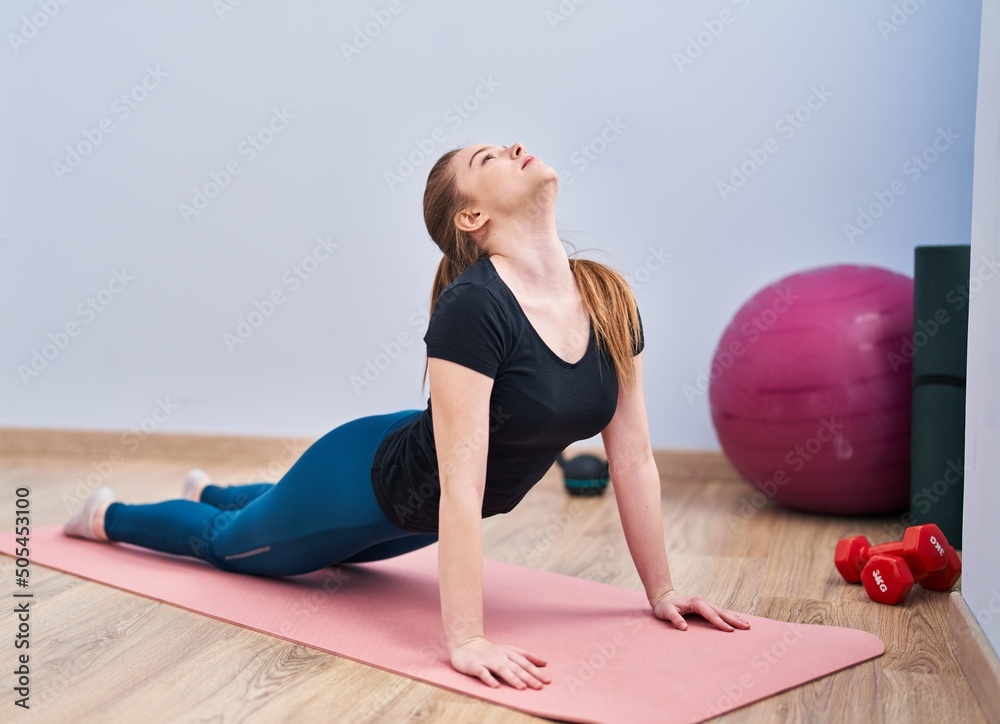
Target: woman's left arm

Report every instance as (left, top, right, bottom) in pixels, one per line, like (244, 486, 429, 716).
(600, 351, 750, 633)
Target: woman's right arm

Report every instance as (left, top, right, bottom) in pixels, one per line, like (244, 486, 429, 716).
(428, 356, 551, 690)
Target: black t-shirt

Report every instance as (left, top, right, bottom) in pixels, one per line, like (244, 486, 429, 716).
(369, 255, 644, 533)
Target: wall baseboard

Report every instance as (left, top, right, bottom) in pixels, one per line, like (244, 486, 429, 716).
(0, 426, 743, 482)
(949, 592, 1000, 724)
(0, 427, 317, 464)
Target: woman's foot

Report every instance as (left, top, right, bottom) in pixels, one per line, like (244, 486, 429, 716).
(183, 469, 212, 501)
(63, 487, 115, 541)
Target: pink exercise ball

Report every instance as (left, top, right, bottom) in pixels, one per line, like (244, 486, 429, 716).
(709, 265, 914, 515)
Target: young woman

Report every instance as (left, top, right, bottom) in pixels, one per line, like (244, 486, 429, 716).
(64, 141, 750, 691)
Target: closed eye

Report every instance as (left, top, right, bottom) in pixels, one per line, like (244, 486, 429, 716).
(483, 145, 508, 164)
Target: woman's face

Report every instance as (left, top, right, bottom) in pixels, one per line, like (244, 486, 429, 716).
(450, 142, 557, 226)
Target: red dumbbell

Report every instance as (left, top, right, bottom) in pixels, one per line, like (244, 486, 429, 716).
(834, 523, 951, 584)
(861, 554, 914, 604)
(919, 546, 963, 590)
(860, 547, 963, 605)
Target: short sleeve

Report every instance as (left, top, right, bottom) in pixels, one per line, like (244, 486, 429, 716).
(423, 283, 508, 379)
(632, 304, 644, 356)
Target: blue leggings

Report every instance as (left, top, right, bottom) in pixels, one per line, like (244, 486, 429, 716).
(102, 410, 437, 576)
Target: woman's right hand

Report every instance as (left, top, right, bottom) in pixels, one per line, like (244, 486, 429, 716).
(449, 636, 552, 690)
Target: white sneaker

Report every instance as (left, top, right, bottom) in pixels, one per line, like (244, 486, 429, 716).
(183, 469, 212, 501)
(63, 487, 115, 541)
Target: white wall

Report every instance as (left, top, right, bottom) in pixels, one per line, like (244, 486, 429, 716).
(963, 0, 1000, 658)
(0, 1, 983, 447)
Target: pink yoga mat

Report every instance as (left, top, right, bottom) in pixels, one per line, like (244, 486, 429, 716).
(0, 525, 883, 723)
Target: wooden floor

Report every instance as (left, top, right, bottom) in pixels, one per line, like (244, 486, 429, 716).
(0, 448, 987, 723)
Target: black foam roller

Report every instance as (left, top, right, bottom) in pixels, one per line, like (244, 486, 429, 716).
(911, 245, 971, 381)
(909, 245, 970, 548)
(909, 383, 965, 547)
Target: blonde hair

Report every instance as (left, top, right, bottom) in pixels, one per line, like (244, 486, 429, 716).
(421, 148, 642, 394)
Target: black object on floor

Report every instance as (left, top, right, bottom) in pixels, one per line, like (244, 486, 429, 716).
(910, 244, 970, 548)
(557, 453, 610, 496)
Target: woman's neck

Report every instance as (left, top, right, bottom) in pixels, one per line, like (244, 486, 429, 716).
(489, 245, 575, 298)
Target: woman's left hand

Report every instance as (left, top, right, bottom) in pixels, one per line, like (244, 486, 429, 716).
(652, 592, 752, 632)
